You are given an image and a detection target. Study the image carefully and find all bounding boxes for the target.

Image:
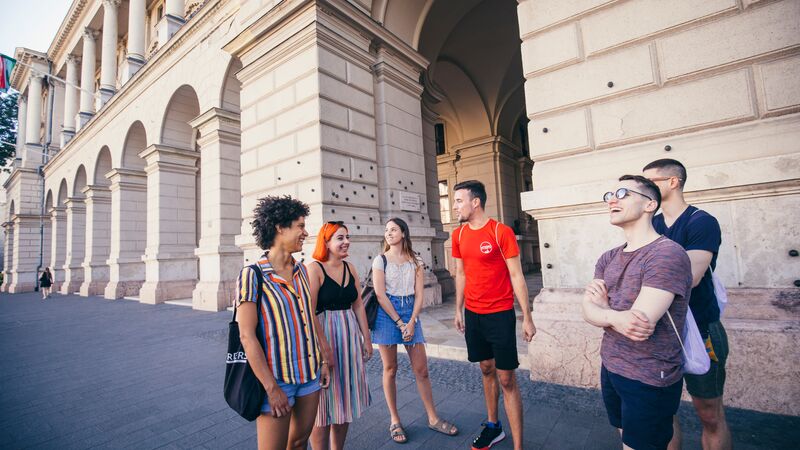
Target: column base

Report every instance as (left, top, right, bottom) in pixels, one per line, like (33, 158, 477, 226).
(79, 263, 110, 296)
(105, 257, 146, 299)
(60, 129, 75, 148)
(8, 272, 37, 293)
(433, 268, 455, 300)
(76, 111, 94, 131)
(157, 14, 186, 46)
(139, 280, 197, 304)
(422, 272, 442, 308)
(97, 87, 115, 108)
(59, 280, 84, 295)
(192, 280, 236, 312)
(121, 56, 145, 83)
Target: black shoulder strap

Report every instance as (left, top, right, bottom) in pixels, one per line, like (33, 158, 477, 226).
(381, 254, 387, 270)
(232, 264, 264, 321)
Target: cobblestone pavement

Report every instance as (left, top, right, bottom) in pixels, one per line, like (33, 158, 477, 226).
(1, 292, 797, 449)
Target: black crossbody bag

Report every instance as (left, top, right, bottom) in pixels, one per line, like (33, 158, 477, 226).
(224, 264, 266, 421)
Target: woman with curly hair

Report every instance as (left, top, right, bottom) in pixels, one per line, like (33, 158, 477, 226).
(307, 221, 372, 450)
(235, 196, 331, 450)
(372, 218, 458, 443)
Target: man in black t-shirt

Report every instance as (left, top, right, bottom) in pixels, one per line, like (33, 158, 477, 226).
(644, 159, 731, 450)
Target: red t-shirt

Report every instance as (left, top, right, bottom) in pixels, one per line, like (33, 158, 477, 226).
(452, 219, 520, 314)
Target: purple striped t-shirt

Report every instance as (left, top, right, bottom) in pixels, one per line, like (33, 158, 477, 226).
(594, 236, 692, 387)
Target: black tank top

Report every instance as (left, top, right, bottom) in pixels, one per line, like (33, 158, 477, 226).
(315, 261, 358, 314)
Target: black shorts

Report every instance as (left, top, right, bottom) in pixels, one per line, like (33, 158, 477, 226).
(464, 308, 519, 370)
(601, 366, 683, 450)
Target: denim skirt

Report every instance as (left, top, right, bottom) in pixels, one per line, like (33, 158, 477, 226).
(371, 294, 425, 345)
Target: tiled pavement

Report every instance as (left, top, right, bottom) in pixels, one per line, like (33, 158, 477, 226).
(1, 292, 797, 449)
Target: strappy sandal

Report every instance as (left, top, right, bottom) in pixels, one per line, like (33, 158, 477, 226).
(390, 423, 408, 444)
(428, 418, 459, 436)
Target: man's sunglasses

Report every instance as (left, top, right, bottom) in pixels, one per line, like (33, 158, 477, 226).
(603, 188, 653, 203)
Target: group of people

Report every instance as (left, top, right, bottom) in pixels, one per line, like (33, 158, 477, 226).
(235, 158, 730, 450)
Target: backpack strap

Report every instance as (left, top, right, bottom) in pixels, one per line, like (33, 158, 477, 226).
(381, 254, 387, 270)
(494, 220, 506, 260)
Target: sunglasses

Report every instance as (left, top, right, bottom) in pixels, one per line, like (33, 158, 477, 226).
(603, 188, 653, 203)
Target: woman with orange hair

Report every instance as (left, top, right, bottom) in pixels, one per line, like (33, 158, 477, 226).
(307, 221, 372, 450)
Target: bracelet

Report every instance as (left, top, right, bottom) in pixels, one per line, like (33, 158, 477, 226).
(321, 361, 328, 365)
(396, 321, 405, 330)
(394, 317, 402, 324)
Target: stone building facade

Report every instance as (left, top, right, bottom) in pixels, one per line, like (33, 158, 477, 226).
(2, 0, 798, 415)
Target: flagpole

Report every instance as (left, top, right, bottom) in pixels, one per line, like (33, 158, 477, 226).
(2, 54, 100, 99)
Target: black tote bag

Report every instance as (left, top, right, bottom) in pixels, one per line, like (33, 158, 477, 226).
(361, 255, 386, 330)
(224, 264, 266, 421)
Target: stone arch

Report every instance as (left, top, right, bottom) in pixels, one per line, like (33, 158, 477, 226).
(121, 121, 147, 170)
(57, 179, 69, 206)
(72, 165, 88, 198)
(93, 147, 113, 186)
(220, 58, 243, 113)
(44, 190, 54, 212)
(417, 0, 538, 273)
(160, 85, 201, 149)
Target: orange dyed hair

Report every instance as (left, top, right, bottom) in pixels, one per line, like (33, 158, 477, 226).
(312, 222, 348, 262)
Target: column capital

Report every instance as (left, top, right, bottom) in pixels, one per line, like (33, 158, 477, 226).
(102, 0, 122, 7)
(190, 107, 241, 134)
(66, 54, 80, 65)
(139, 144, 199, 169)
(49, 206, 66, 217)
(372, 46, 424, 97)
(81, 184, 112, 200)
(64, 197, 87, 210)
(83, 27, 99, 40)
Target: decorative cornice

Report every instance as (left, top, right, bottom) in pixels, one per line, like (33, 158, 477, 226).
(9, 49, 48, 91)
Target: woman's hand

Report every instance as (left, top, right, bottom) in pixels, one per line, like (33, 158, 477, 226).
(266, 384, 290, 418)
(401, 319, 415, 342)
(319, 362, 331, 389)
(362, 337, 373, 361)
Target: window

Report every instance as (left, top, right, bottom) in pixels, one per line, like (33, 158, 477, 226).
(435, 123, 446, 156)
(439, 181, 450, 223)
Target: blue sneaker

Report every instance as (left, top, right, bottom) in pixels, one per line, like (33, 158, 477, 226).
(471, 421, 506, 450)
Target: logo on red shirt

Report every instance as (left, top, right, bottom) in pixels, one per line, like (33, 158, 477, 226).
(479, 241, 493, 254)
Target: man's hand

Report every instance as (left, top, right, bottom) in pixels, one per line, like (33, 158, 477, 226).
(454, 309, 465, 334)
(522, 317, 536, 342)
(584, 279, 609, 307)
(610, 309, 654, 341)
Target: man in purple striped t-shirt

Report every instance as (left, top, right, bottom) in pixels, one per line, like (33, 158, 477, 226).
(582, 175, 692, 450)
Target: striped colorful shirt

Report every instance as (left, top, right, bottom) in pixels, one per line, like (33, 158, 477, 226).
(237, 254, 321, 385)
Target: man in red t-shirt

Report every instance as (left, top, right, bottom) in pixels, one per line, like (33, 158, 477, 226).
(451, 180, 536, 450)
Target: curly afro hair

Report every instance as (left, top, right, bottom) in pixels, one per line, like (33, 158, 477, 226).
(251, 196, 310, 250)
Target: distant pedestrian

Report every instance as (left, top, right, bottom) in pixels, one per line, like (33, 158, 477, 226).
(307, 221, 372, 450)
(644, 159, 732, 450)
(582, 175, 692, 450)
(39, 268, 53, 299)
(372, 218, 458, 444)
(451, 180, 536, 450)
(235, 195, 330, 450)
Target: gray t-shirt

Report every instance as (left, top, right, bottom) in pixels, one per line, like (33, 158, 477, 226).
(594, 236, 692, 387)
(373, 255, 420, 297)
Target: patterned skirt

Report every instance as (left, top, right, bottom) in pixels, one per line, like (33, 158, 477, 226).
(315, 308, 371, 426)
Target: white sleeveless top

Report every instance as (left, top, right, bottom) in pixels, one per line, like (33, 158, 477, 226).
(372, 255, 421, 297)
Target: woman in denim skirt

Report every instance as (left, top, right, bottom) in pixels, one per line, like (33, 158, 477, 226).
(372, 218, 458, 444)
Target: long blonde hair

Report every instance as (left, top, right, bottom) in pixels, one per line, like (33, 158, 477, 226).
(382, 217, 419, 268)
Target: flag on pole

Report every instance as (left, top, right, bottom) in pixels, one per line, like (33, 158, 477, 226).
(1, 54, 17, 92)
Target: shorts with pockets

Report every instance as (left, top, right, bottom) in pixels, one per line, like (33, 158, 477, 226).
(685, 320, 728, 399)
(464, 308, 519, 370)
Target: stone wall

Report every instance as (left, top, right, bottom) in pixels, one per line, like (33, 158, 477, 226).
(518, 0, 800, 415)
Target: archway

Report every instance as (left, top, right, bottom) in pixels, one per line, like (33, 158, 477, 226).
(416, 0, 538, 278)
(105, 122, 149, 299)
(80, 147, 113, 296)
(138, 85, 201, 303)
(61, 166, 88, 294)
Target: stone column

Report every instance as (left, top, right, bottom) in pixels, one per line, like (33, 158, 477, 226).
(79, 185, 111, 296)
(157, 0, 185, 46)
(60, 197, 86, 294)
(22, 75, 43, 168)
(61, 56, 79, 147)
(15, 96, 27, 151)
(137, 145, 199, 303)
(190, 108, 243, 311)
(77, 28, 98, 131)
(8, 215, 42, 293)
(49, 206, 67, 292)
(372, 46, 442, 306)
(99, 0, 121, 106)
(104, 169, 147, 299)
(122, 0, 146, 82)
(1, 224, 14, 292)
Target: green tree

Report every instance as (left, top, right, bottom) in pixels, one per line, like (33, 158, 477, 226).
(0, 91, 19, 172)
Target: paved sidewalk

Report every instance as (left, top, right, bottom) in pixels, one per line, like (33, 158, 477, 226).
(1, 292, 797, 449)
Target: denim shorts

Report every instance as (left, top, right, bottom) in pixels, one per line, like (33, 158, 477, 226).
(261, 377, 320, 413)
(371, 294, 425, 345)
